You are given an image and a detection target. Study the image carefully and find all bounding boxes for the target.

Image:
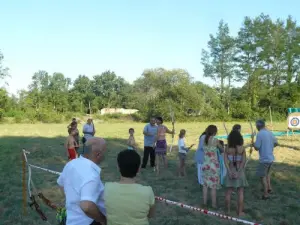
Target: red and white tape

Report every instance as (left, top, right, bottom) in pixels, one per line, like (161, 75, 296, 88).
(23, 150, 262, 225)
(155, 196, 261, 225)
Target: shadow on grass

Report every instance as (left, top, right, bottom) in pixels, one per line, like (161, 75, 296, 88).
(0, 136, 300, 225)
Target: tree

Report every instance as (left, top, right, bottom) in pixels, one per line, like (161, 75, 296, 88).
(201, 20, 236, 113)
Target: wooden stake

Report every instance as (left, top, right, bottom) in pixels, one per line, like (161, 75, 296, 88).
(22, 153, 27, 215)
(269, 106, 273, 131)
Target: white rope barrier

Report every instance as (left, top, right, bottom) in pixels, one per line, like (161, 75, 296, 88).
(22, 150, 262, 225)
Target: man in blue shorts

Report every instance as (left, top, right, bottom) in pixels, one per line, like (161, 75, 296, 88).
(253, 119, 278, 200)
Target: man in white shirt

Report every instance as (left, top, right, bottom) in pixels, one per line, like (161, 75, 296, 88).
(82, 118, 95, 144)
(57, 137, 107, 225)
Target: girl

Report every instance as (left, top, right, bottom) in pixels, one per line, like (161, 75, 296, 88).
(195, 130, 207, 184)
(65, 128, 78, 160)
(178, 129, 194, 177)
(155, 116, 174, 175)
(127, 128, 137, 150)
(224, 130, 248, 216)
(202, 125, 224, 208)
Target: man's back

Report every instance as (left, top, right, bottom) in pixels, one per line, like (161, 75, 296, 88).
(57, 156, 105, 225)
(255, 129, 277, 163)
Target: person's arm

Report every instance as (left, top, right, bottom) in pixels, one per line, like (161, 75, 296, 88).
(57, 169, 65, 196)
(253, 132, 262, 151)
(165, 126, 174, 135)
(240, 148, 246, 169)
(147, 188, 155, 218)
(65, 137, 70, 157)
(80, 181, 106, 224)
(92, 121, 96, 135)
(153, 129, 158, 147)
(273, 134, 278, 147)
(143, 125, 151, 136)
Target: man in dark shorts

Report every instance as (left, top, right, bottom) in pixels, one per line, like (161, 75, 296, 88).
(253, 119, 278, 200)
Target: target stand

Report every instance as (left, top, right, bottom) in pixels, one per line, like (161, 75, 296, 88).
(287, 108, 300, 137)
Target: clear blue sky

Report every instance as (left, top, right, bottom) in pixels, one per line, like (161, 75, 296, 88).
(1, 0, 299, 94)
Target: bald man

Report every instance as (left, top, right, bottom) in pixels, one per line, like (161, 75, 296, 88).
(57, 137, 107, 225)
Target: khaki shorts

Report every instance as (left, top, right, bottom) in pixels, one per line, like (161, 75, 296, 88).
(256, 162, 272, 177)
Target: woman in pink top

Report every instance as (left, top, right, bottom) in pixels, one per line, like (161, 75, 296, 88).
(155, 116, 174, 175)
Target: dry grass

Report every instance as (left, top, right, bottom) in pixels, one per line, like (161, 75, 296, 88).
(0, 122, 300, 225)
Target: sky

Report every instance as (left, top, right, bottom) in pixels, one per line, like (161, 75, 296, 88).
(1, 0, 299, 95)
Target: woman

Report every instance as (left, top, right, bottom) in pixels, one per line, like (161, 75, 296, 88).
(194, 130, 207, 185)
(232, 124, 241, 133)
(155, 116, 174, 175)
(202, 125, 224, 208)
(224, 130, 248, 216)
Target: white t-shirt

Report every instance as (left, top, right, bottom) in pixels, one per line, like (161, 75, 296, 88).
(57, 156, 105, 225)
(178, 138, 187, 154)
(83, 123, 94, 140)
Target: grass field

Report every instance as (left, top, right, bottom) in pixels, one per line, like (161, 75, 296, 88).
(1, 121, 300, 225)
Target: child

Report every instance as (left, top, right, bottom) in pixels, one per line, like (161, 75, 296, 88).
(127, 128, 136, 150)
(70, 121, 80, 156)
(104, 150, 155, 225)
(178, 129, 194, 177)
(65, 128, 78, 160)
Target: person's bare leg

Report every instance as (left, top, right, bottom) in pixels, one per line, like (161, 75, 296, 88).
(237, 187, 245, 216)
(267, 174, 272, 192)
(163, 155, 168, 168)
(182, 160, 186, 177)
(211, 187, 217, 208)
(261, 177, 268, 197)
(225, 188, 233, 214)
(177, 159, 182, 177)
(203, 186, 208, 206)
(156, 154, 160, 175)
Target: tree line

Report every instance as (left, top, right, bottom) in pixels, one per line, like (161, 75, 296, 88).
(1, 13, 300, 123)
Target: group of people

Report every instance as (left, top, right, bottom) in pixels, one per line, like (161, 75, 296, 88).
(65, 118, 96, 160)
(57, 117, 278, 225)
(194, 120, 278, 215)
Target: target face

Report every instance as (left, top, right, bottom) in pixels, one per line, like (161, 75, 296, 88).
(291, 118, 300, 126)
(288, 115, 300, 129)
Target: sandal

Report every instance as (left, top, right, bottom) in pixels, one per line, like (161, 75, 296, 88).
(262, 196, 270, 200)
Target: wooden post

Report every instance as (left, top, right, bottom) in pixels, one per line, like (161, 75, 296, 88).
(22, 153, 27, 215)
(269, 106, 273, 131)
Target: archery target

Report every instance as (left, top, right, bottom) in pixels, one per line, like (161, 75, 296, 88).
(288, 114, 300, 129)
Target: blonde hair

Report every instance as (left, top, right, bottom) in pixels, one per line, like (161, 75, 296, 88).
(179, 129, 186, 138)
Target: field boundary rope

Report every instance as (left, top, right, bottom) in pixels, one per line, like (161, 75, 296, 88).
(22, 149, 262, 225)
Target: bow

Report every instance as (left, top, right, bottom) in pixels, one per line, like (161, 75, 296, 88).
(169, 105, 175, 152)
(223, 122, 229, 136)
(244, 120, 255, 168)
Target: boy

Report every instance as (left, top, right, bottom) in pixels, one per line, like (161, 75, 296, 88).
(127, 128, 137, 150)
(178, 129, 194, 177)
(65, 128, 78, 160)
(104, 150, 155, 225)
